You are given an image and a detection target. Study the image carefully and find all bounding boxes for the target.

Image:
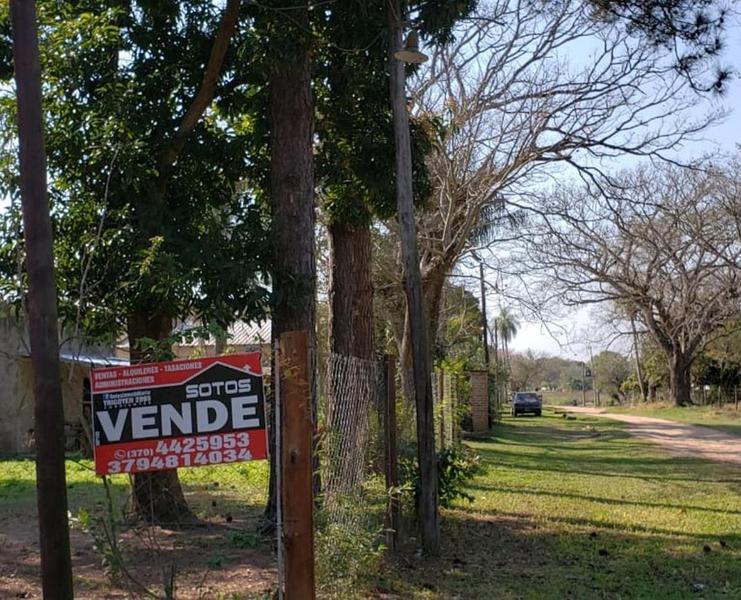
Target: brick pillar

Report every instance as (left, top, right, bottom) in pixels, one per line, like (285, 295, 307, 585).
(470, 370, 489, 435)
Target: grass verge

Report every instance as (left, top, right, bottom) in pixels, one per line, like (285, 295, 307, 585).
(384, 410, 741, 599)
(608, 403, 741, 437)
(0, 457, 268, 521)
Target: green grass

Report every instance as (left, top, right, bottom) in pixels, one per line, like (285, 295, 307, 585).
(608, 403, 741, 437)
(386, 409, 741, 599)
(540, 390, 583, 406)
(4, 414, 741, 599)
(0, 457, 268, 523)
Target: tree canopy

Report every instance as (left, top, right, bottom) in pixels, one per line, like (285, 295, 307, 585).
(0, 0, 271, 344)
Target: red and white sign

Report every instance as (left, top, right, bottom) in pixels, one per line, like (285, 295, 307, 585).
(91, 354, 267, 476)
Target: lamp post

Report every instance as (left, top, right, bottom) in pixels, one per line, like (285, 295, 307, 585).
(387, 0, 439, 555)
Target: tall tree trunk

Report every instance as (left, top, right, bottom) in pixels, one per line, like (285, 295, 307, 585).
(122, 0, 241, 526)
(264, 38, 316, 526)
(504, 337, 511, 399)
(329, 221, 374, 360)
(398, 266, 446, 406)
(630, 316, 648, 403)
(424, 266, 447, 358)
(326, 221, 374, 494)
(127, 313, 193, 524)
(398, 311, 415, 405)
(668, 351, 692, 407)
(11, 1, 74, 595)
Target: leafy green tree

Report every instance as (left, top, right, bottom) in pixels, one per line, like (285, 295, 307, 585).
(435, 284, 485, 365)
(314, 2, 474, 553)
(509, 350, 543, 391)
(639, 339, 671, 400)
(537, 356, 580, 390)
(693, 323, 741, 391)
(317, 0, 473, 365)
(592, 350, 631, 404)
(0, 0, 271, 522)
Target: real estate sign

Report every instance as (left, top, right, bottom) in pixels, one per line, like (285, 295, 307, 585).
(91, 354, 267, 476)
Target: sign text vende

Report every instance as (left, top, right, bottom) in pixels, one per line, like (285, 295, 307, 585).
(91, 354, 267, 475)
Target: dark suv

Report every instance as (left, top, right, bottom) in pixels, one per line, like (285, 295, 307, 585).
(511, 391, 542, 417)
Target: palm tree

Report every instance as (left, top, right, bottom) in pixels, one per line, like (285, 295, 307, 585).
(496, 307, 519, 367)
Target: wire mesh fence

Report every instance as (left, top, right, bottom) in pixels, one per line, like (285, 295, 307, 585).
(321, 352, 380, 525)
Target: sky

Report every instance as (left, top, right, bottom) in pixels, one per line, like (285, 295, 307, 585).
(508, 23, 741, 360)
(1, 10, 739, 362)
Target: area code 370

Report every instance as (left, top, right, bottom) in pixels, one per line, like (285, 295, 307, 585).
(105, 432, 253, 474)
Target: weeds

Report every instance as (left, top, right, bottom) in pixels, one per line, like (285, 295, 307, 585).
(230, 530, 261, 549)
(398, 443, 482, 508)
(314, 477, 387, 598)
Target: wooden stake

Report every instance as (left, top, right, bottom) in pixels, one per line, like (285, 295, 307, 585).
(279, 331, 315, 600)
(384, 356, 400, 553)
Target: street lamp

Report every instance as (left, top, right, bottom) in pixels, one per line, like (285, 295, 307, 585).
(394, 30, 428, 64)
(387, 0, 439, 555)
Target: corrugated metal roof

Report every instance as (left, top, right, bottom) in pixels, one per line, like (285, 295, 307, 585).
(18, 350, 129, 367)
(176, 319, 271, 347)
(60, 352, 129, 366)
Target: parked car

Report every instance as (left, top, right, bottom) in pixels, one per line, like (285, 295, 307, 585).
(511, 391, 542, 417)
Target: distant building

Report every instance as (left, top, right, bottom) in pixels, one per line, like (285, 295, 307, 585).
(114, 318, 271, 360)
(173, 319, 271, 358)
(0, 317, 124, 455)
(0, 316, 270, 455)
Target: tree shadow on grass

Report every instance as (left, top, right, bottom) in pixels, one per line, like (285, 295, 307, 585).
(476, 449, 741, 487)
(0, 476, 268, 528)
(701, 423, 741, 437)
(471, 423, 741, 486)
(466, 481, 741, 517)
(386, 510, 741, 599)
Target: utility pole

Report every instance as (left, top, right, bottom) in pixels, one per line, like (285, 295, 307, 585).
(474, 256, 490, 369)
(581, 362, 586, 407)
(10, 1, 74, 597)
(387, 0, 439, 555)
(383, 356, 399, 553)
(493, 317, 500, 411)
(589, 345, 598, 407)
(474, 255, 492, 424)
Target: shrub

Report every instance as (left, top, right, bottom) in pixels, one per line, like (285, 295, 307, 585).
(398, 444, 482, 508)
(315, 521, 386, 599)
(314, 476, 387, 598)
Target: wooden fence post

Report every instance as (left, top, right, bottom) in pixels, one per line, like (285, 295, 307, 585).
(437, 369, 445, 449)
(384, 355, 399, 553)
(279, 331, 315, 600)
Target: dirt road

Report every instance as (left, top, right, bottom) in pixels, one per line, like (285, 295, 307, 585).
(562, 406, 741, 466)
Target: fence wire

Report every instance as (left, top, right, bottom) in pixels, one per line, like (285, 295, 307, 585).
(322, 352, 378, 525)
